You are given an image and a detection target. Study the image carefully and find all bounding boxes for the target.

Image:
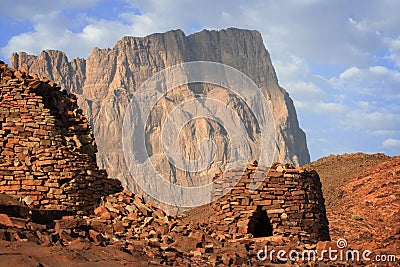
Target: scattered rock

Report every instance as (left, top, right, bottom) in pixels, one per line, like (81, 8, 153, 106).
(0, 214, 14, 227)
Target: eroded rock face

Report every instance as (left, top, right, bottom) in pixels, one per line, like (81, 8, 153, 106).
(10, 28, 310, 208)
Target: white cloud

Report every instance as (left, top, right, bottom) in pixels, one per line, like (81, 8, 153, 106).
(274, 55, 326, 104)
(372, 130, 399, 137)
(339, 67, 361, 80)
(332, 65, 400, 98)
(382, 138, 400, 152)
(326, 65, 400, 142)
(294, 99, 348, 114)
(1, 11, 134, 59)
(344, 110, 400, 131)
(317, 102, 348, 113)
(385, 37, 400, 67)
(0, 0, 99, 20)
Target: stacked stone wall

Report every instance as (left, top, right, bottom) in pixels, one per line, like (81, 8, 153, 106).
(0, 62, 122, 214)
(210, 163, 330, 243)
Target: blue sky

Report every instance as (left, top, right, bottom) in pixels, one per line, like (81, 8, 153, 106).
(1, 0, 399, 160)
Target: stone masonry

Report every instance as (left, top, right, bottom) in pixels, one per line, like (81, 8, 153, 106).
(0, 61, 122, 214)
(209, 162, 330, 244)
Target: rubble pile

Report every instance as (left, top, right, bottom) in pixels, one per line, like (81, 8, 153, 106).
(0, 190, 317, 266)
(0, 61, 122, 214)
(0, 188, 375, 266)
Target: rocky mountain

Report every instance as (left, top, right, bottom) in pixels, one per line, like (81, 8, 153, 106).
(10, 28, 310, 209)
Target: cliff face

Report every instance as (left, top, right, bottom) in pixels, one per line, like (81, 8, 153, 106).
(10, 28, 310, 202)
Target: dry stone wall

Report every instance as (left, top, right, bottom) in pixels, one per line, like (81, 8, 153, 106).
(210, 162, 330, 244)
(0, 61, 122, 214)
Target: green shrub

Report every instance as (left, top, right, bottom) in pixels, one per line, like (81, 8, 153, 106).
(351, 214, 363, 220)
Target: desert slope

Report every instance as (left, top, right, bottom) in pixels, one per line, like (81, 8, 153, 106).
(305, 153, 399, 252)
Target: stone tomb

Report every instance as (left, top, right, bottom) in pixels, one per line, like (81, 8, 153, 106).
(0, 62, 122, 214)
(209, 162, 330, 243)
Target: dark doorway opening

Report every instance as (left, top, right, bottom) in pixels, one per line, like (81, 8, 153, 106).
(248, 206, 273, 237)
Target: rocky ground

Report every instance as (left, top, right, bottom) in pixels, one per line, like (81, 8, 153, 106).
(308, 155, 400, 250)
(0, 153, 399, 266)
(184, 153, 400, 265)
(303, 152, 390, 211)
(1, 186, 322, 266)
(304, 153, 400, 264)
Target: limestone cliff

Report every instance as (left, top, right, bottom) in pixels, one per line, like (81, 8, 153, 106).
(10, 28, 310, 200)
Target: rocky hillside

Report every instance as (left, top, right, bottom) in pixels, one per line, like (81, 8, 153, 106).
(10, 28, 310, 207)
(305, 153, 399, 253)
(304, 153, 390, 210)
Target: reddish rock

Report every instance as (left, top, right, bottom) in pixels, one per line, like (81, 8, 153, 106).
(67, 238, 92, 250)
(113, 221, 125, 233)
(89, 221, 113, 234)
(94, 205, 108, 216)
(54, 217, 86, 232)
(316, 241, 339, 253)
(0, 193, 29, 217)
(88, 229, 106, 244)
(0, 214, 14, 227)
(9, 217, 28, 229)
